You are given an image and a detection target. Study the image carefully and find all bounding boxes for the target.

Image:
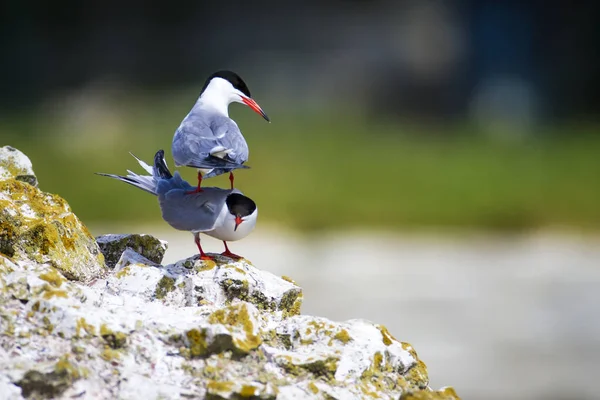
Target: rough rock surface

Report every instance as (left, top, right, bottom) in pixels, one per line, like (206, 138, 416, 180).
(0, 146, 37, 187)
(96, 234, 168, 268)
(0, 251, 459, 400)
(0, 152, 105, 282)
(0, 148, 461, 399)
(0, 179, 106, 282)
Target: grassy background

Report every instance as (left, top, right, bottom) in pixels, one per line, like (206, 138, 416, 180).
(2, 94, 600, 233)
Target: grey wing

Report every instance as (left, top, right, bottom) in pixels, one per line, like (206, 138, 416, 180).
(158, 187, 231, 232)
(172, 110, 249, 169)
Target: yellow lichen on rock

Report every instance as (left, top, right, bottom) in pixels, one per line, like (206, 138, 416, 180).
(196, 259, 217, 271)
(206, 380, 234, 396)
(358, 351, 397, 396)
(54, 355, 85, 380)
(42, 285, 68, 300)
(404, 359, 429, 389)
(239, 384, 257, 397)
(278, 355, 339, 380)
(333, 328, 352, 344)
(114, 266, 131, 279)
(0, 146, 37, 186)
(281, 275, 297, 284)
(100, 324, 128, 349)
(100, 347, 121, 362)
(400, 386, 461, 400)
(281, 290, 303, 317)
(39, 267, 66, 288)
(155, 275, 175, 299)
(208, 302, 262, 353)
(377, 324, 397, 346)
(186, 328, 208, 357)
(0, 178, 105, 282)
(75, 318, 96, 337)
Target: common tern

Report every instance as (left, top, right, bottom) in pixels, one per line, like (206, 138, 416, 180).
(97, 150, 257, 260)
(172, 70, 269, 193)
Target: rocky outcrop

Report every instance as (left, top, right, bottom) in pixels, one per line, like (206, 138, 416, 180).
(0, 147, 460, 399)
(0, 146, 37, 187)
(96, 233, 168, 268)
(0, 146, 105, 282)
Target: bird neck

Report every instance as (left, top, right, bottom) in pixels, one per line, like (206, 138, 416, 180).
(196, 85, 232, 117)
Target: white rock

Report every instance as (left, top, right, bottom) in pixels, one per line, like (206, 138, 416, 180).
(96, 234, 168, 268)
(0, 146, 37, 186)
(0, 250, 455, 400)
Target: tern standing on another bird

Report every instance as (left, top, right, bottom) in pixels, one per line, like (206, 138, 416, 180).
(97, 150, 258, 261)
(172, 70, 270, 193)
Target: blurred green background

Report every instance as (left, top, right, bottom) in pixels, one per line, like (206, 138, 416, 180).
(2, 104, 599, 233)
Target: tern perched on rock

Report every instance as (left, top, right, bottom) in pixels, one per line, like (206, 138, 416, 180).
(172, 70, 269, 193)
(97, 150, 257, 260)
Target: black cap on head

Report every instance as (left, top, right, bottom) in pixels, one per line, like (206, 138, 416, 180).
(201, 70, 252, 98)
(226, 193, 256, 217)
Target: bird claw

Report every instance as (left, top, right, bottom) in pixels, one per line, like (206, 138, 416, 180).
(186, 187, 203, 194)
(200, 254, 214, 261)
(220, 251, 242, 260)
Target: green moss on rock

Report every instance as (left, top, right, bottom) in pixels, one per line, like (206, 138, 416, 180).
(280, 289, 303, 317)
(96, 234, 167, 268)
(220, 278, 250, 303)
(100, 324, 128, 349)
(0, 179, 105, 282)
(155, 275, 175, 300)
(404, 359, 429, 389)
(278, 355, 339, 380)
(15, 355, 82, 399)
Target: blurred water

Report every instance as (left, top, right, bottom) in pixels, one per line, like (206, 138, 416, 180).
(92, 225, 600, 400)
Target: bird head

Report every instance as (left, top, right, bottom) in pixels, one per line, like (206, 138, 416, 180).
(200, 70, 270, 122)
(225, 192, 257, 232)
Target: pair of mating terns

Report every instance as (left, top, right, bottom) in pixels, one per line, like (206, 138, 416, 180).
(99, 71, 269, 260)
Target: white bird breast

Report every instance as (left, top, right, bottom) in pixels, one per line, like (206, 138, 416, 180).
(205, 208, 258, 242)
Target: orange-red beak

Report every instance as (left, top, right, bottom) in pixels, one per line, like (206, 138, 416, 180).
(234, 215, 243, 231)
(241, 96, 270, 122)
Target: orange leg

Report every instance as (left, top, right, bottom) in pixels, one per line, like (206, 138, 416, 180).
(186, 172, 204, 194)
(194, 233, 213, 261)
(221, 241, 242, 259)
(229, 172, 234, 190)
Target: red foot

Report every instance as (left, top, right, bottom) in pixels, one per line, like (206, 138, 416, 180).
(200, 254, 214, 261)
(220, 250, 242, 260)
(221, 241, 242, 259)
(186, 186, 203, 194)
(229, 172, 235, 190)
